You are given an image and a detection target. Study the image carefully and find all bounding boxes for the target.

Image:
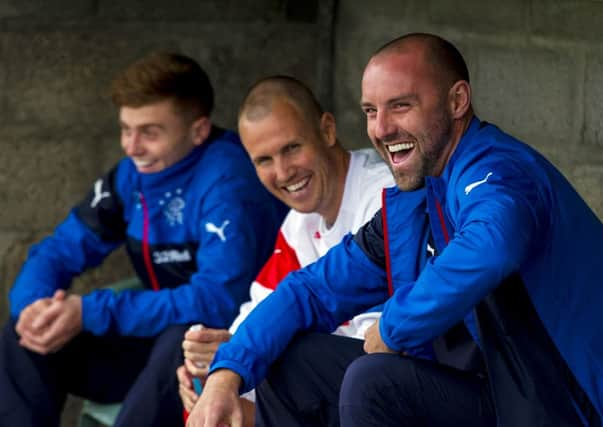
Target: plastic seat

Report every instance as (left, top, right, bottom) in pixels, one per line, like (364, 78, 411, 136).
(79, 401, 122, 427)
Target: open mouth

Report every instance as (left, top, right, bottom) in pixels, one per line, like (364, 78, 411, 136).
(284, 176, 310, 193)
(386, 142, 415, 164)
(133, 159, 156, 171)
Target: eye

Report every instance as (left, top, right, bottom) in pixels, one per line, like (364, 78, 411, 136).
(393, 102, 409, 109)
(141, 127, 160, 141)
(254, 156, 272, 167)
(283, 143, 300, 155)
(361, 106, 377, 118)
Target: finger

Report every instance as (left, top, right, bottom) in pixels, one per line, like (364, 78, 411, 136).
(179, 382, 198, 400)
(230, 405, 244, 427)
(16, 301, 49, 335)
(177, 365, 194, 389)
(24, 327, 64, 354)
(185, 328, 231, 343)
(52, 289, 67, 301)
(19, 336, 51, 355)
(183, 348, 215, 365)
(183, 339, 212, 354)
(31, 301, 64, 330)
(185, 357, 209, 377)
(184, 340, 225, 357)
(179, 384, 198, 412)
(34, 307, 79, 352)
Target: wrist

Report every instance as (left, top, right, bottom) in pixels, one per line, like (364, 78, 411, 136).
(206, 368, 242, 392)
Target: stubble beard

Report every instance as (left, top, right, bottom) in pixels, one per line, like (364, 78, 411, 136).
(391, 113, 454, 192)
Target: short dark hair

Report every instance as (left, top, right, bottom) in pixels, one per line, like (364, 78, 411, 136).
(110, 52, 214, 118)
(375, 33, 470, 85)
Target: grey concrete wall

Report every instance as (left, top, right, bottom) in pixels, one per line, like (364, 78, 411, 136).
(334, 0, 603, 220)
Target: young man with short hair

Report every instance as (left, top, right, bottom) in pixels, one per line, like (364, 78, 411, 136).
(0, 52, 286, 427)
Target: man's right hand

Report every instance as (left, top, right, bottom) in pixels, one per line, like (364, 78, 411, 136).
(186, 369, 243, 427)
(182, 327, 232, 377)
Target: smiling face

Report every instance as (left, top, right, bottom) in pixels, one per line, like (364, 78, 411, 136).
(361, 49, 457, 191)
(239, 99, 342, 222)
(119, 99, 209, 174)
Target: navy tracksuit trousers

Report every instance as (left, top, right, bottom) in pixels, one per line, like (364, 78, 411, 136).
(255, 332, 495, 427)
(0, 319, 187, 427)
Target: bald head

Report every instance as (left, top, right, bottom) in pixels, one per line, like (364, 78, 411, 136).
(238, 76, 324, 133)
(372, 33, 469, 91)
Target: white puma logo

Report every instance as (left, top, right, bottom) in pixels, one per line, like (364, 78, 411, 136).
(464, 172, 493, 195)
(90, 179, 111, 208)
(205, 220, 230, 242)
(427, 243, 435, 257)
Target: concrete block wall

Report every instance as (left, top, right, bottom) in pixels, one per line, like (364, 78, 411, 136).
(334, 0, 603, 219)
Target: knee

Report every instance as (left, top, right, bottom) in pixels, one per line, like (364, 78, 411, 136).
(340, 353, 417, 405)
(341, 354, 384, 404)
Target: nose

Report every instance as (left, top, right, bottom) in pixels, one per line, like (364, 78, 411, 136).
(274, 156, 294, 183)
(122, 130, 143, 157)
(373, 109, 397, 142)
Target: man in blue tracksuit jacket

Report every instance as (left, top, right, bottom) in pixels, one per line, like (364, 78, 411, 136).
(0, 53, 285, 427)
(187, 34, 603, 427)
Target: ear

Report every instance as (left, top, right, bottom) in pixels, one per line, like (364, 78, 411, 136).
(190, 116, 212, 146)
(319, 112, 337, 147)
(448, 80, 471, 119)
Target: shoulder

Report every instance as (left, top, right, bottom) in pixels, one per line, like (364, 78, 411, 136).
(280, 209, 321, 241)
(201, 129, 248, 166)
(191, 129, 260, 191)
(450, 123, 548, 193)
(445, 122, 556, 221)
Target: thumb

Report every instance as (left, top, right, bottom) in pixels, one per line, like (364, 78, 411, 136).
(53, 289, 67, 301)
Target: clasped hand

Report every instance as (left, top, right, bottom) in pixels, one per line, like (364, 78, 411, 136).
(15, 289, 82, 354)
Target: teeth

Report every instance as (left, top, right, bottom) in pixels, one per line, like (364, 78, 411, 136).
(133, 159, 153, 168)
(286, 177, 309, 192)
(387, 142, 414, 153)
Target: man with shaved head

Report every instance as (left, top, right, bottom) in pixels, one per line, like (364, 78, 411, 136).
(177, 75, 394, 425)
(187, 34, 603, 427)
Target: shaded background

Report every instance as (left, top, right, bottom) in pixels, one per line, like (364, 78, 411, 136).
(0, 0, 601, 425)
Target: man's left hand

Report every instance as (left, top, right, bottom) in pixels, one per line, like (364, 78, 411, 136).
(363, 318, 396, 354)
(19, 290, 82, 354)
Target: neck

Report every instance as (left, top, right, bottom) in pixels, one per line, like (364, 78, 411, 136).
(433, 112, 474, 177)
(321, 146, 351, 229)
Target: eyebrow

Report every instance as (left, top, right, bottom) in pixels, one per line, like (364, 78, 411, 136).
(120, 121, 165, 131)
(387, 94, 418, 105)
(360, 93, 418, 108)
